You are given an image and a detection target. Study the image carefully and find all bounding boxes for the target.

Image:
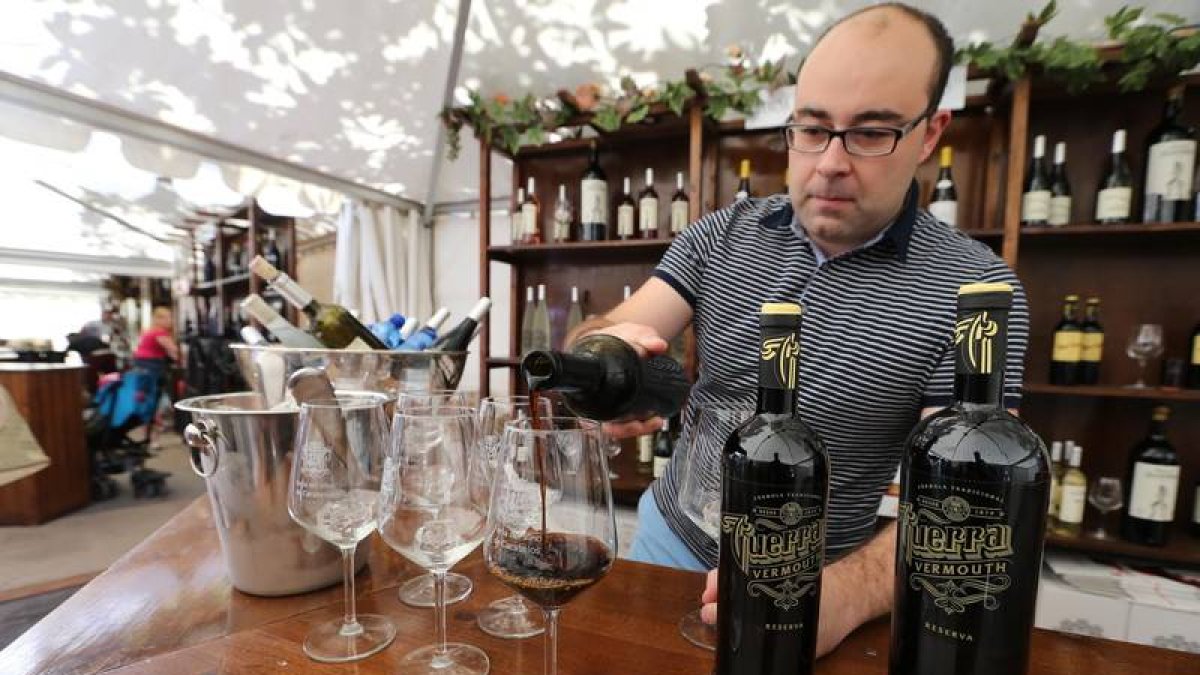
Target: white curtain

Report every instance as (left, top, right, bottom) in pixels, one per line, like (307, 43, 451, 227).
(333, 199, 432, 325)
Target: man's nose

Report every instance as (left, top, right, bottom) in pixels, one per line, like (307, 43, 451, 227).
(815, 135, 853, 177)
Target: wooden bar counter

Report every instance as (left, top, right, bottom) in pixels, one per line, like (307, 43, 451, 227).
(2, 498, 1197, 674)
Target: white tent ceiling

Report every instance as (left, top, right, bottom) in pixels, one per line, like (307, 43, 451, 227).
(0, 0, 1198, 281)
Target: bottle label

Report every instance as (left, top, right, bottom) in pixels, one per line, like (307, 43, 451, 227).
(954, 309, 1006, 377)
(617, 204, 635, 237)
(653, 455, 669, 479)
(759, 326, 800, 390)
(722, 491, 824, 613)
(639, 197, 658, 232)
(1049, 475, 1061, 518)
(671, 201, 689, 233)
(899, 477, 1023, 618)
(522, 203, 538, 237)
(928, 200, 957, 227)
(1096, 187, 1132, 220)
(1192, 335, 1200, 366)
(553, 211, 571, 241)
(1058, 484, 1086, 524)
(638, 435, 653, 464)
(1022, 190, 1051, 221)
(1128, 462, 1180, 522)
(581, 178, 608, 225)
(1145, 140, 1197, 201)
(1052, 330, 1083, 363)
(1049, 196, 1072, 226)
(1081, 333, 1104, 363)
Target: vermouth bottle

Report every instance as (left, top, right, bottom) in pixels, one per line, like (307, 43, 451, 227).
(890, 282, 1051, 675)
(716, 303, 829, 675)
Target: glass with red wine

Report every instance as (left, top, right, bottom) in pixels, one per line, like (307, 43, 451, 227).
(483, 416, 617, 675)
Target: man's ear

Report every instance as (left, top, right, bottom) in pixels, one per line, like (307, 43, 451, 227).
(919, 109, 952, 163)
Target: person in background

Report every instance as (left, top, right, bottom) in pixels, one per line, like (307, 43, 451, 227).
(132, 306, 180, 376)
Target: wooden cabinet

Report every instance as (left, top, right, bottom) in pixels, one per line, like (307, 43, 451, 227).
(0, 365, 88, 525)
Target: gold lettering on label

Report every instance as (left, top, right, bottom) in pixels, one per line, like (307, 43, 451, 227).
(955, 311, 998, 374)
(760, 334, 799, 388)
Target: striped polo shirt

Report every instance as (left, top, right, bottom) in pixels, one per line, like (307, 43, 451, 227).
(651, 183, 1029, 567)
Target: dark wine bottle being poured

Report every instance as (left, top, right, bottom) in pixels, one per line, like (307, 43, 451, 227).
(521, 334, 690, 422)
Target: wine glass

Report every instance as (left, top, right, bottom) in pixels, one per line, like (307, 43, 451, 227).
(396, 389, 475, 607)
(676, 404, 754, 651)
(484, 417, 616, 675)
(1088, 476, 1124, 539)
(287, 392, 395, 663)
(377, 408, 491, 674)
(1125, 324, 1164, 388)
(475, 396, 553, 640)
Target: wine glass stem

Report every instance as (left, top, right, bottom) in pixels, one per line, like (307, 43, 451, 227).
(544, 608, 561, 675)
(433, 570, 449, 657)
(340, 546, 361, 635)
(1136, 358, 1148, 387)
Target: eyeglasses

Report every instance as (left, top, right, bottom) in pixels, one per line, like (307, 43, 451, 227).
(781, 112, 930, 157)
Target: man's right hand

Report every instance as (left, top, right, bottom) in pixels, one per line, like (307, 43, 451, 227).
(581, 322, 669, 440)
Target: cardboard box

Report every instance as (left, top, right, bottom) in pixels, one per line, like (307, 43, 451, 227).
(1126, 603, 1200, 654)
(1035, 570, 1132, 640)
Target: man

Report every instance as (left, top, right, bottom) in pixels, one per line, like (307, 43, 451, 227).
(566, 2, 1029, 657)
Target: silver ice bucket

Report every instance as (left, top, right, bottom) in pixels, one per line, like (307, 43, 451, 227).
(230, 344, 468, 406)
(175, 392, 368, 596)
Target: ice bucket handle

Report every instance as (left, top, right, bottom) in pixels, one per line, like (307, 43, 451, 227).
(183, 420, 221, 478)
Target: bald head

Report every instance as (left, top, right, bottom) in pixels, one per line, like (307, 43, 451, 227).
(806, 3, 954, 112)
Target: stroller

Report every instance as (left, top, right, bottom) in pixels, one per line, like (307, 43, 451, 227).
(84, 365, 171, 499)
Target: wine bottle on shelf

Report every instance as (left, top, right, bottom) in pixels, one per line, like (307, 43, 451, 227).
(1188, 321, 1200, 389)
(225, 241, 243, 276)
(1121, 406, 1181, 547)
(718, 302, 827, 675)
(890, 282, 1050, 675)
(637, 168, 659, 239)
(202, 245, 216, 283)
(1079, 297, 1104, 385)
(1021, 135, 1051, 226)
(521, 335, 691, 422)
(1096, 129, 1133, 224)
(510, 188, 525, 245)
(431, 297, 492, 352)
(670, 171, 689, 235)
(927, 146, 958, 227)
(565, 286, 584, 334)
(520, 286, 535, 354)
(530, 284, 551, 351)
(239, 294, 324, 349)
(580, 142, 608, 241)
(637, 431, 654, 475)
(1057, 442, 1086, 537)
(264, 228, 284, 270)
(400, 307, 451, 351)
(616, 177, 636, 240)
(734, 160, 752, 202)
(521, 177, 542, 245)
(652, 417, 673, 479)
(1049, 142, 1072, 227)
(1048, 440, 1064, 528)
(1049, 294, 1082, 386)
(552, 184, 573, 243)
(1142, 85, 1197, 224)
(248, 256, 388, 350)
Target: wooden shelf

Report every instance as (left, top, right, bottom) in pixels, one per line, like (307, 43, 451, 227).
(486, 356, 521, 369)
(488, 238, 672, 264)
(1046, 525, 1200, 569)
(1023, 383, 1200, 402)
(1020, 222, 1200, 237)
(960, 228, 1004, 239)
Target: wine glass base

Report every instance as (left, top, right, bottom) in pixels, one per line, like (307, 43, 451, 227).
(678, 608, 716, 651)
(400, 642, 490, 675)
(477, 596, 545, 639)
(399, 572, 473, 608)
(303, 614, 395, 663)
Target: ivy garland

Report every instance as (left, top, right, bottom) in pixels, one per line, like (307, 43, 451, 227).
(441, 2, 1200, 160)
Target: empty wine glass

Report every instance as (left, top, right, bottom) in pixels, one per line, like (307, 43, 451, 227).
(676, 404, 754, 651)
(287, 393, 395, 663)
(1125, 324, 1164, 388)
(396, 389, 475, 607)
(484, 417, 616, 675)
(1088, 476, 1124, 539)
(378, 408, 491, 674)
(475, 396, 553, 640)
